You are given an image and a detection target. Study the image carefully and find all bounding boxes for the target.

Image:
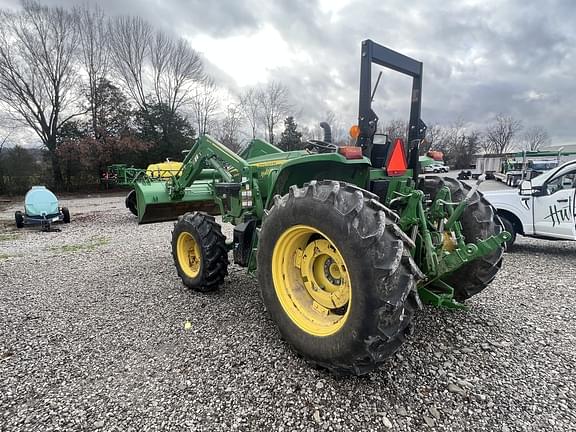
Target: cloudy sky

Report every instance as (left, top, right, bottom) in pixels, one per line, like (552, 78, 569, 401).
(1, 0, 575, 145)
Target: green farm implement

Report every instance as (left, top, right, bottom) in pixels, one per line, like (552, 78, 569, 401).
(103, 160, 183, 215)
(134, 40, 509, 375)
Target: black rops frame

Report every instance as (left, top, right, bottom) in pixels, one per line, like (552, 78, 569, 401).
(357, 39, 426, 182)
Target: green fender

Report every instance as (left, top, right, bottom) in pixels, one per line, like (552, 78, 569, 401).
(264, 153, 372, 209)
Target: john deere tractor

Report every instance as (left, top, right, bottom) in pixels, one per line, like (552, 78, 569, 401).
(134, 40, 509, 375)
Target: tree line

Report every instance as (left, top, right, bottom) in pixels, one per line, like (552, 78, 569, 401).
(0, 1, 305, 193)
(387, 114, 550, 169)
(0, 2, 551, 195)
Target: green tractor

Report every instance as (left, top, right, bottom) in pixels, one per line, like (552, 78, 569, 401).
(134, 39, 509, 375)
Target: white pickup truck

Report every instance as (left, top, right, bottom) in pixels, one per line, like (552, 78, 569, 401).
(482, 160, 576, 246)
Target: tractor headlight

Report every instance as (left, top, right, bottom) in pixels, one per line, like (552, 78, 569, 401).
(241, 183, 252, 208)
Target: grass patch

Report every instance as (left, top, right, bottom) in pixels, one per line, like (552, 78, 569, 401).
(0, 233, 21, 242)
(0, 253, 11, 260)
(50, 236, 109, 253)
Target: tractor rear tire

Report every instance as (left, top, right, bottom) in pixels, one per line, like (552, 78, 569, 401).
(15, 211, 24, 228)
(62, 207, 71, 223)
(125, 190, 137, 216)
(172, 212, 229, 292)
(422, 176, 504, 301)
(257, 180, 423, 376)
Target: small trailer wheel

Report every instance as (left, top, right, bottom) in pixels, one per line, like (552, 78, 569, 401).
(15, 211, 24, 228)
(62, 207, 71, 223)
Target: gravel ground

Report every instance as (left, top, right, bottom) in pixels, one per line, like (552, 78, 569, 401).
(1, 193, 575, 432)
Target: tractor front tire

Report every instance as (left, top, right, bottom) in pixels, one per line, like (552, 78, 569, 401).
(257, 180, 423, 375)
(125, 190, 137, 216)
(172, 212, 229, 292)
(62, 207, 71, 223)
(422, 176, 504, 301)
(15, 211, 24, 228)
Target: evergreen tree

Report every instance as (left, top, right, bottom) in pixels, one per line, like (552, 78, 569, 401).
(279, 116, 302, 151)
(92, 79, 134, 139)
(134, 103, 196, 164)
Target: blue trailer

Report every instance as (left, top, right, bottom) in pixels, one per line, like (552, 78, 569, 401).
(15, 186, 70, 231)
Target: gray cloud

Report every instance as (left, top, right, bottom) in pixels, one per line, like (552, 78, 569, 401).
(3, 0, 576, 144)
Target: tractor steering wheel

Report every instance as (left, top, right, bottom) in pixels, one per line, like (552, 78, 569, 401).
(305, 139, 338, 153)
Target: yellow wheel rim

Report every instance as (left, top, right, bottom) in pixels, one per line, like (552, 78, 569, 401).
(272, 225, 351, 337)
(177, 232, 202, 278)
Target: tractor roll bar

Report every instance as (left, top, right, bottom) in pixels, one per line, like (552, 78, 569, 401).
(358, 39, 425, 181)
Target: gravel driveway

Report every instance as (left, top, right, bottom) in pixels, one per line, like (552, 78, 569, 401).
(1, 194, 575, 431)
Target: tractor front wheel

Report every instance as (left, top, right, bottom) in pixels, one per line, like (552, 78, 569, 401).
(422, 176, 504, 301)
(258, 180, 422, 375)
(172, 212, 229, 292)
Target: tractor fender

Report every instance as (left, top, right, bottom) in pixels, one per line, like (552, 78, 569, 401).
(264, 153, 371, 209)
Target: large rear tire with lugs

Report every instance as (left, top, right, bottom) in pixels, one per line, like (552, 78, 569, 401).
(257, 180, 423, 376)
(421, 176, 504, 301)
(172, 212, 229, 292)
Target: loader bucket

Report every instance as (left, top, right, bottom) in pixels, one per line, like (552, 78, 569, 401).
(134, 181, 220, 224)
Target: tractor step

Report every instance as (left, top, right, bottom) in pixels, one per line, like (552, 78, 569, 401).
(418, 280, 468, 310)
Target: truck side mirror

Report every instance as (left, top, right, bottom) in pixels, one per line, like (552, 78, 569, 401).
(519, 180, 533, 196)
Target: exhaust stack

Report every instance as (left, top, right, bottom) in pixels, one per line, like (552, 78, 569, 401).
(319, 122, 332, 143)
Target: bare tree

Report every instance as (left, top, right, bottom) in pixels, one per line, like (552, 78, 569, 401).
(218, 103, 245, 152)
(324, 110, 347, 145)
(420, 123, 449, 154)
(300, 125, 321, 142)
(150, 31, 204, 113)
(109, 16, 204, 115)
(74, 4, 109, 139)
(522, 126, 549, 151)
(381, 119, 408, 141)
(484, 114, 523, 154)
(434, 119, 465, 165)
(0, 133, 9, 155)
(450, 130, 481, 169)
(0, 131, 13, 193)
(108, 15, 152, 110)
(239, 88, 260, 139)
(0, 1, 81, 185)
(190, 79, 219, 135)
(258, 81, 290, 144)
(479, 135, 495, 154)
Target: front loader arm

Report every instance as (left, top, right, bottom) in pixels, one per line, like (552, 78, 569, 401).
(170, 135, 251, 199)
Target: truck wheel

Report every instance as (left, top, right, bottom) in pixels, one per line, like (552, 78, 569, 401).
(125, 190, 137, 216)
(62, 207, 71, 223)
(15, 211, 24, 228)
(499, 215, 516, 249)
(172, 212, 229, 292)
(422, 177, 504, 301)
(258, 180, 423, 375)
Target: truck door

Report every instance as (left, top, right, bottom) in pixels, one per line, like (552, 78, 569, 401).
(533, 169, 576, 239)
